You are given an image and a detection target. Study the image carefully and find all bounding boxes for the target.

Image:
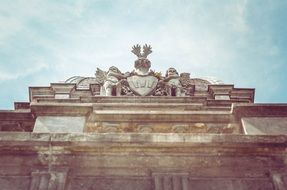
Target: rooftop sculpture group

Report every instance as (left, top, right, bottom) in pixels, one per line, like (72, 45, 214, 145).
(96, 44, 194, 96)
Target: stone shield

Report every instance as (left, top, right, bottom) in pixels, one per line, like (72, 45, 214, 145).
(127, 75, 158, 96)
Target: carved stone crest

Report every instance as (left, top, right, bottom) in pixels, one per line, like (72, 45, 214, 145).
(126, 44, 158, 96)
(127, 75, 158, 96)
(92, 44, 222, 97)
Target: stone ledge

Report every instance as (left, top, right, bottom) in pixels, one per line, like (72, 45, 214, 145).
(90, 110, 232, 123)
(0, 132, 286, 145)
(0, 111, 34, 121)
(232, 103, 287, 119)
(30, 102, 93, 116)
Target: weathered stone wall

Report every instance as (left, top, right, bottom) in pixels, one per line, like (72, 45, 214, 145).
(1, 86, 286, 190)
(0, 133, 286, 190)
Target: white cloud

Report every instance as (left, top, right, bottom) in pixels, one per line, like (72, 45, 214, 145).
(0, 58, 49, 81)
(229, 0, 249, 33)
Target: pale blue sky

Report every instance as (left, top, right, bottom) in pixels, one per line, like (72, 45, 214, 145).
(0, 0, 286, 109)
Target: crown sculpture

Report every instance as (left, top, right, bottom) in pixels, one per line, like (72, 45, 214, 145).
(95, 44, 197, 96)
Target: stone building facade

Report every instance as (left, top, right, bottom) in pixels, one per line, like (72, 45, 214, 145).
(0, 45, 286, 190)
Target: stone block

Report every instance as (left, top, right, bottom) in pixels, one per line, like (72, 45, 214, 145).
(242, 117, 287, 135)
(0, 176, 30, 190)
(190, 178, 274, 190)
(214, 95, 230, 100)
(68, 177, 152, 190)
(55, 94, 70, 99)
(33, 116, 86, 133)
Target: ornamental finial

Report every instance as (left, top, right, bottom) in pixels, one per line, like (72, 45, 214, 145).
(131, 44, 152, 58)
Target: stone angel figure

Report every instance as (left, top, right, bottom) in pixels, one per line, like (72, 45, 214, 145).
(95, 66, 127, 96)
(163, 67, 183, 96)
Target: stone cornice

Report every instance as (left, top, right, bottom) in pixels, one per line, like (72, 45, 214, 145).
(0, 133, 286, 155)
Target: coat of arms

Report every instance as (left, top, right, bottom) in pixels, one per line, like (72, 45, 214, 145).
(127, 75, 158, 96)
(95, 44, 194, 96)
(127, 44, 158, 96)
